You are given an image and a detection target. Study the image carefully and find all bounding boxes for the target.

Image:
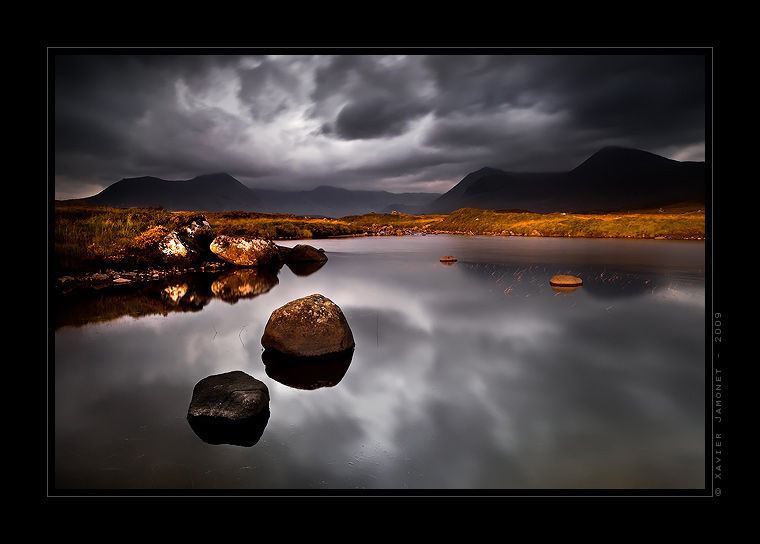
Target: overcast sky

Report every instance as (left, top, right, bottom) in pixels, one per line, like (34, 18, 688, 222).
(51, 49, 708, 200)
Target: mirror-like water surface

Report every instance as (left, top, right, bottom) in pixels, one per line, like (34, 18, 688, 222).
(52, 235, 706, 493)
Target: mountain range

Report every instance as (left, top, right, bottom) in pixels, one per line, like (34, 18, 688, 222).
(427, 146, 705, 214)
(67, 146, 705, 217)
(76, 172, 436, 217)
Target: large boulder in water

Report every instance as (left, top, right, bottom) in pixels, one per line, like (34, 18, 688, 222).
(187, 370, 270, 422)
(261, 294, 354, 358)
(187, 370, 270, 447)
(210, 235, 281, 267)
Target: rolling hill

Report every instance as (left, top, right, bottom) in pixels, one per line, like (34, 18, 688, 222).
(68, 146, 705, 216)
(79, 173, 265, 212)
(253, 185, 438, 217)
(425, 146, 705, 214)
(75, 172, 439, 217)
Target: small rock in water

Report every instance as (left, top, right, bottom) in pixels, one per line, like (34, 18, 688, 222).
(550, 274, 583, 287)
(287, 244, 328, 263)
(440, 255, 457, 263)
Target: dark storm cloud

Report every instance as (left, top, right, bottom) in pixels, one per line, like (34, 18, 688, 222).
(51, 50, 708, 200)
(539, 55, 706, 145)
(331, 93, 430, 139)
(419, 53, 706, 171)
(238, 56, 304, 122)
(310, 54, 433, 140)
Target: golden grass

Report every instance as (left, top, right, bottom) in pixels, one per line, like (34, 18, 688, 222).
(205, 211, 363, 239)
(52, 203, 705, 276)
(433, 207, 705, 239)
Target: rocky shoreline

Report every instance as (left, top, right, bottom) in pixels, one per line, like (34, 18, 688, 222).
(53, 214, 330, 294)
(53, 211, 704, 293)
(54, 261, 231, 293)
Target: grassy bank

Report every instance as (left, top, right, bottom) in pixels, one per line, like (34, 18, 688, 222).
(340, 212, 446, 234)
(433, 206, 705, 239)
(52, 205, 364, 275)
(54, 206, 182, 275)
(207, 210, 363, 239)
(52, 203, 705, 276)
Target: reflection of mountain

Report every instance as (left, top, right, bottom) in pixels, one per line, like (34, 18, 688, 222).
(579, 272, 660, 300)
(456, 262, 659, 300)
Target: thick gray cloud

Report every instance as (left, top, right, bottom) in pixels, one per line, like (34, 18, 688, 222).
(51, 50, 708, 200)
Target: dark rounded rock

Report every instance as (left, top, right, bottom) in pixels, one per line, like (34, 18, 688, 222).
(261, 294, 354, 358)
(187, 370, 270, 422)
(287, 244, 328, 262)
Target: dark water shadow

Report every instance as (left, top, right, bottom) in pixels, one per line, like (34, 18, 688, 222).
(187, 409, 270, 447)
(457, 262, 660, 301)
(54, 266, 281, 329)
(286, 260, 327, 276)
(211, 267, 279, 303)
(261, 348, 354, 390)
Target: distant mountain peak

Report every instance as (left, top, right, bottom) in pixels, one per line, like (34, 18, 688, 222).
(572, 146, 677, 175)
(585, 145, 674, 164)
(427, 146, 704, 214)
(189, 172, 239, 182)
(80, 172, 262, 212)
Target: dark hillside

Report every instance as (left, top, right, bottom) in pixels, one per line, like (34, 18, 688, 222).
(68, 146, 704, 216)
(565, 146, 705, 205)
(83, 173, 263, 212)
(425, 146, 705, 214)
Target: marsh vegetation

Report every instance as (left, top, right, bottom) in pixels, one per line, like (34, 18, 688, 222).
(53, 202, 705, 276)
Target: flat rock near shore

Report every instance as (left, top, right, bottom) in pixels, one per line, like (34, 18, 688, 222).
(550, 274, 583, 286)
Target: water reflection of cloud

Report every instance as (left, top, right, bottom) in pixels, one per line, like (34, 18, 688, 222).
(255, 248, 705, 487)
(55, 236, 706, 490)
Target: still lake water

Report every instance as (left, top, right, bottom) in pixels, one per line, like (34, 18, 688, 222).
(52, 235, 707, 494)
